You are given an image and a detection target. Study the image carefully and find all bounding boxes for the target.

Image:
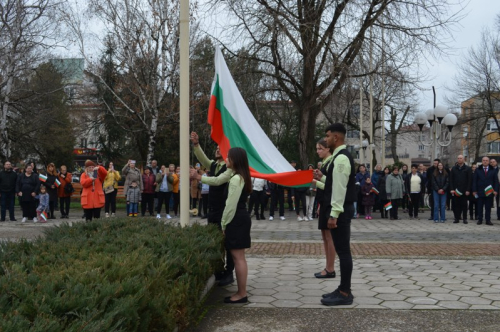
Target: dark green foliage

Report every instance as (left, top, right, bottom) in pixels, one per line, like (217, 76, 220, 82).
(0, 219, 224, 331)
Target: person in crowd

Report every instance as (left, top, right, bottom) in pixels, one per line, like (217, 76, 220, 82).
(313, 161, 323, 218)
(491, 158, 500, 220)
(248, 176, 266, 220)
(268, 181, 285, 221)
(317, 123, 355, 306)
(292, 172, 308, 221)
(449, 155, 472, 224)
(151, 159, 159, 209)
(57, 165, 73, 219)
(190, 147, 253, 304)
(199, 168, 209, 219)
(80, 160, 107, 222)
(378, 167, 391, 219)
(190, 167, 202, 211)
(122, 160, 144, 201)
(469, 164, 478, 220)
(361, 176, 375, 219)
(287, 160, 298, 211)
(36, 185, 50, 223)
(432, 162, 449, 223)
(473, 156, 499, 226)
(126, 180, 141, 217)
(16, 164, 40, 223)
(386, 166, 405, 220)
(355, 165, 370, 216)
(371, 164, 382, 213)
(103, 162, 121, 218)
(418, 164, 427, 211)
(404, 164, 424, 220)
(400, 164, 409, 213)
(0, 161, 18, 221)
(44, 163, 58, 219)
(156, 165, 174, 219)
(353, 181, 360, 218)
(141, 166, 156, 216)
(173, 165, 181, 216)
(426, 159, 440, 220)
(313, 138, 336, 279)
(191, 131, 234, 287)
(305, 164, 316, 220)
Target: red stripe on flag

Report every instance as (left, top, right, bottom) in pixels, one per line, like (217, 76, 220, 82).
(208, 95, 231, 159)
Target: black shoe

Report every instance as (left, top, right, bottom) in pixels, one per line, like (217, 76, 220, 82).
(477, 221, 483, 225)
(214, 271, 225, 281)
(218, 273, 235, 287)
(10, 218, 16, 221)
(224, 296, 248, 304)
(321, 289, 354, 306)
(486, 221, 493, 226)
(260, 214, 265, 220)
(453, 220, 459, 224)
(463, 220, 468, 224)
(314, 269, 336, 279)
(428, 217, 433, 220)
(256, 215, 260, 220)
(0, 218, 5, 222)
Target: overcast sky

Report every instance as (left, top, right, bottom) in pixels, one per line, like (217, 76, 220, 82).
(422, 0, 499, 111)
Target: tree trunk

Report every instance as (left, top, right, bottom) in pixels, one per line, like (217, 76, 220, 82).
(298, 103, 319, 169)
(390, 107, 398, 164)
(146, 113, 158, 165)
(0, 68, 14, 159)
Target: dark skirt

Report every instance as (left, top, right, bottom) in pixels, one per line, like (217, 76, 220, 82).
(225, 208, 252, 250)
(318, 202, 330, 230)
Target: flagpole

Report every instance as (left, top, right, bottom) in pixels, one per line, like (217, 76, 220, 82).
(179, 0, 190, 228)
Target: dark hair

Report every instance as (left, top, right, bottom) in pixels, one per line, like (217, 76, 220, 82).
(392, 166, 399, 171)
(411, 164, 418, 169)
(383, 167, 390, 174)
(434, 158, 441, 162)
(228, 147, 252, 194)
(325, 123, 346, 135)
(317, 138, 328, 148)
(434, 162, 448, 177)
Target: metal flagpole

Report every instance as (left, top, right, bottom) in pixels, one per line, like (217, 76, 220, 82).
(381, 20, 386, 167)
(179, 0, 190, 228)
(369, 27, 374, 172)
(360, 81, 364, 165)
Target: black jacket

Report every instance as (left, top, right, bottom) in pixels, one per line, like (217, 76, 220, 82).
(426, 166, 436, 193)
(16, 172, 40, 202)
(0, 170, 18, 193)
(378, 175, 388, 201)
(432, 171, 449, 192)
(449, 164, 472, 193)
(472, 165, 500, 197)
(404, 172, 425, 194)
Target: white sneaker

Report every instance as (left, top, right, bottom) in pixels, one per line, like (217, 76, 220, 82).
(111, 213, 115, 217)
(280, 216, 286, 220)
(297, 216, 303, 221)
(156, 214, 161, 219)
(308, 217, 314, 221)
(166, 214, 172, 219)
(22, 217, 26, 223)
(33, 217, 38, 223)
(269, 216, 274, 221)
(105, 213, 110, 218)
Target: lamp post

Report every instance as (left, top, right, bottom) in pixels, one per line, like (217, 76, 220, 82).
(361, 139, 369, 162)
(414, 106, 458, 161)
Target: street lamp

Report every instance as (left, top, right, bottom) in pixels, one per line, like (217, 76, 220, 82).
(361, 140, 369, 161)
(414, 105, 458, 161)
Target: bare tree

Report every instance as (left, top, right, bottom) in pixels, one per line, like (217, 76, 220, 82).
(208, 0, 463, 167)
(0, 0, 61, 159)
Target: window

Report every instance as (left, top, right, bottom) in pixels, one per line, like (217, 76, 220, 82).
(418, 145, 425, 151)
(346, 129, 360, 138)
(487, 119, 498, 131)
(487, 142, 500, 154)
(80, 138, 87, 148)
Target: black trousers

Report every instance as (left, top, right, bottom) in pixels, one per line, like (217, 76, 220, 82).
(157, 191, 172, 214)
(428, 190, 434, 218)
(1, 191, 16, 220)
(105, 190, 117, 213)
(402, 194, 409, 210)
(287, 188, 294, 211)
(141, 193, 155, 216)
(469, 198, 477, 219)
(390, 199, 400, 219)
(173, 192, 180, 215)
(84, 208, 101, 221)
(329, 204, 354, 294)
(21, 200, 36, 219)
(208, 208, 234, 274)
(199, 193, 208, 216)
(477, 196, 493, 222)
(49, 200, 55, 218)
(59, 196, 71, 216)
(269, 188, 285, 217)
(248, 190, 265, 217)
(380, 199, 389, 218)
(409, 193, 420, 217)
(452, 194, 468, 221)
(496, 194, 500, 219)
(295, 192, 307, 216)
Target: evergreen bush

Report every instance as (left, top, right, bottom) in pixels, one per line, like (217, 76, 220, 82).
(0, 219, 224, 332)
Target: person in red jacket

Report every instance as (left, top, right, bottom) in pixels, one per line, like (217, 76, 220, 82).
(57, 165, 73, 218)
(80, 160, 107, 222)
(141, 166, 156, 216)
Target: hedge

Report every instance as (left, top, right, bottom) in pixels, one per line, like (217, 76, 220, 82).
(0, 219, 224, 332)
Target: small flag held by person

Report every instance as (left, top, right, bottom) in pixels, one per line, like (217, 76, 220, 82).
(370, 187, 379, 195)
(39, 174, 47, 182)
(55, 179, 61, 187)
(485, 185, 494, 196)
(454, 189, 463, 197)
(41, 211, 48, 222)
(384, 201, 392, 210)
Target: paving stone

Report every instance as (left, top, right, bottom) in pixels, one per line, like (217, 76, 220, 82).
(279, 270, 301, 275)
(351, 278, 370, 284)
(458, 297, 492, 305)
(252, 282, 278, 289)
(462, 281, 491, 288)
(354, 304, 387, 309)
(255, 278, 280, 283)
(493, 301, 500, 308)
(249, 295, 276, 303)
(443, 284, 472, 291)
(390, 279, 417, 285)
(415, 281, 444, 287)
(482, 294, 500, 301)
(271, 299, 303, 308)
(420, 287, 451, 294)
(405, 297, 438, 305)
(393, 284, 421, 290)
(469, 305, 499, 309)
(450, 290, 480, 297)
(272, 292, 302, 300)
(367, 281, 396, 287)
(399, 290, 429, 297)
(297, 289, 325, 297)
(276, 275, 301, 281)
(246, 302, 274, 308)
(370, 286, 400, 294)
(274, 286, 302, 292)
(471, 287, 500, 294)
(299, 296, 323, 304)
(437, 301, 470, 309)
(351, 289, 378, 297)
(481, 275, 500, 280)
(380, 301, 414, 309)
(248, 288, 278, 296)
(298, 283, 325, 290)
(428, 293, 460, 301)
(354, 296, 383, 305)
(299, 304, 327, 309)
(375, 293, 407, 301)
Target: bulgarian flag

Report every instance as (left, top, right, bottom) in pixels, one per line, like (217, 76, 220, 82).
(207, 47, 312, 187)
(40, 211, 48, 222)
(371, 187, 379, 195)
(55, 179, 61, 188)
(39, 174, 47, 182)
(384, 201, 393, 210)
(454, 189, 462, 197)
(485, 185, 494, 196)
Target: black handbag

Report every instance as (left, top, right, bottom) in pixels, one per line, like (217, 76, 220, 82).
(64, 183, 75, 194)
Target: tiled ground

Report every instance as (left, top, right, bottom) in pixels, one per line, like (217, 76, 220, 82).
(212, 257, 500, 310)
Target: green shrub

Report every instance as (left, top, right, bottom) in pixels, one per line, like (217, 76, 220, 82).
(0, 219, 224, 332)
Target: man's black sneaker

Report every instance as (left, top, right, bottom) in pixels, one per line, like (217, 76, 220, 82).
(453, 220, 459, 224)
(486, 221, 494, 226)
(477, 221, 483, 225)
(10, 218, 16, 222)
(463, 220, 468, 224)
(218, 273, 235, 287)
(321, 289, 354, 306)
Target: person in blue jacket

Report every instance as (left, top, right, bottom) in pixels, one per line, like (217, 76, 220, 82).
(472, 156, 499, 226)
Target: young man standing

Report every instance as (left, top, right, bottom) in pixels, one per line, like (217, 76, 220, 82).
(0, 161, 18, 221)
(449, 155, 472, 224)
(316, 123, 356, 306)
(473, 156, 498, 226)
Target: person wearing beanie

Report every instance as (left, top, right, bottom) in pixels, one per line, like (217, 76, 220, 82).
(80, 159, 107, 221)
